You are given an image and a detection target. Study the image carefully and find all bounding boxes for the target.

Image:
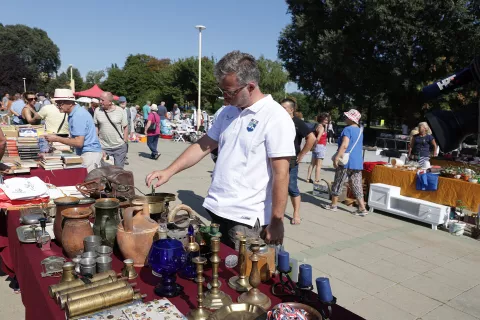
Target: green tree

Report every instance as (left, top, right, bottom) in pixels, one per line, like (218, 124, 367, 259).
(40, 67, 83, 95)
(257, 56, 289, 102)
(278, 0, 480, 127)
(84, 70, 105, 88)
(0, 54, 35, 94)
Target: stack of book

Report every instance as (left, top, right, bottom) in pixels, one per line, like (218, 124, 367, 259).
(2, 126, 18, 138)
(17, 137, 40, 160)
(39, 154, 63, 170)
(6, 138, 18, 157)
(53, 142, 72, 152)
(0, 156, 30, 174)
(61, 154, 84, 169)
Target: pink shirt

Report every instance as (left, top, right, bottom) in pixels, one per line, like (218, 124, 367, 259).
(147, 113, 160, 136)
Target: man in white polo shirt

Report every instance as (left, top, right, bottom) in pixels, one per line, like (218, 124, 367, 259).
(147, 51, 295, 248)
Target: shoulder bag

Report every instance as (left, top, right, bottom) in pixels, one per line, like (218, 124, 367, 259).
(332, 128, 363, 166)
(103, 109, 124, 141)
(56, 113, 67, 133)
(148, 113, 158, 132)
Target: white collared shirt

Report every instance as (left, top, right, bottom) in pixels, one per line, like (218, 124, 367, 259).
(203, 95, 295, 227)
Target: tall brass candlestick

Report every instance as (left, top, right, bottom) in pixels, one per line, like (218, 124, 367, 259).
(187, 256, 211, 320)
(228, 235, 251, 292)
(238, 239, 271, 310)
(203, 237, 232, 309)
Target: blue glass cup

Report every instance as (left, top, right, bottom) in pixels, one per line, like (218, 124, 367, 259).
(148, 238, 186, 297)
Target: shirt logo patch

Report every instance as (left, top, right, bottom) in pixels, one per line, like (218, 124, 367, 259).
(246, 119, 258, 132)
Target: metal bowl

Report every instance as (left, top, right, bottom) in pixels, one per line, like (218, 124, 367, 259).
(208, 303, 267, 320)
(271, 302, 323, 320)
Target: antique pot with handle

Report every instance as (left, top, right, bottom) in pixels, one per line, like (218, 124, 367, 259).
(93, 198, 121, 247)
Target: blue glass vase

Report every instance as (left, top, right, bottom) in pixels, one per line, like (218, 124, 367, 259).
(148, 238, 186, 297)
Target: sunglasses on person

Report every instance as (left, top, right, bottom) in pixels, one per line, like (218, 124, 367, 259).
(26, 97, 37, 101)
(218, 84, 249, 98)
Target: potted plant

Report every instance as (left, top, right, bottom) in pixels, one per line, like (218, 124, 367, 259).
(456, 200, 467, 221)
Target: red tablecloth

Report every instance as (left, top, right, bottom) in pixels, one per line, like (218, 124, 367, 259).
(3, 167, 88, 186)
(0, 167, 88, 276)
(5, 210, 363, 320)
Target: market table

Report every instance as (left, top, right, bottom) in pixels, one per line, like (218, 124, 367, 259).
(0, 167, 88, 276)
(6, 209, 363, 320)
(3, 167, 88, 186)
(370, 165, 480, 211)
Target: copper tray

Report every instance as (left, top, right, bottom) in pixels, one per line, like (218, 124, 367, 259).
(208, 303, 267, 320)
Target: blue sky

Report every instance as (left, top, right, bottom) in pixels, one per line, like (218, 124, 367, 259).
(1, 0, 296, 90)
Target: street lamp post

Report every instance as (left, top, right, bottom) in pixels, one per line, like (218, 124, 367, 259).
(195, 25, 206, 131)
(22, 78, 26, 92)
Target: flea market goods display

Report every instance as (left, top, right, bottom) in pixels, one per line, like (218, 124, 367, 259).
(53, 196, 80, 243)
(76, 166, 135, 200)
(116, 205, 158, 267)
(61, 207, 94, 258)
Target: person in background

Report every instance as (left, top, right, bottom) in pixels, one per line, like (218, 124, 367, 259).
(22, 92, 42, 125)
(0, 127, 6, 161)
(130, 105, 138, 136)
(147, 51, 296, 248)
(10, 93, 25, 125)
(38, 101, 69, 134)
(401, 123, 409, 135)
(327, 119, 335, 144)
(172, 104, 180, 121)
(118, 96, 131, 165)
(307, 113, 329, 183)
(145, 104, 161, 160)
(88, 98, 99, 117)
(37, 92, 51, 111)
(281, 98, 316, 225)
(322, 109, 368, 216)
(408, 122, 437, 167)
(45, 89, 102, 172)
(2, 93, 9, 108)
(142, 101, 151, 125)
(95, 92, 129, 168)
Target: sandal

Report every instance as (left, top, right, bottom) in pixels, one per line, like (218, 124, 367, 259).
(354, 209, 369, 217)
(290, 217, 301, 225)
(307, 178, 314, 183)
(322, 204, 338, 211)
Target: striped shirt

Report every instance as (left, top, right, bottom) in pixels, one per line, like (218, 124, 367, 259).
(93, 106, 127, 149)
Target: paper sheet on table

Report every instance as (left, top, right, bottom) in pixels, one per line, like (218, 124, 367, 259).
(1, 177, 49, 200)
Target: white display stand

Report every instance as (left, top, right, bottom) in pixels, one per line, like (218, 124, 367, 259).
(368, 183, 449, 230)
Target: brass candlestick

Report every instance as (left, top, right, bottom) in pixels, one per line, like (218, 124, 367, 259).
(187, 256, 211, 320)
(121, 259, 138, 280)
(238, 239, 271, 310)
(203, 237, 232, 309)
(228, 235, 251, 292)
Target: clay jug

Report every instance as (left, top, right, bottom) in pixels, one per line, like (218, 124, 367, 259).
(53, 197, 80, 244)
(117, 204, 158, 267)
(61, 207, 94, 258)
(93, 198, 121, 247)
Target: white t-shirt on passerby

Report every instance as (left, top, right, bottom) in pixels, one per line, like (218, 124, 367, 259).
(203, 95, 296, 227)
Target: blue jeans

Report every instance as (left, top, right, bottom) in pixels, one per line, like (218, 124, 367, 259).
(288, 164, 300, 197)
(147, 135, 159, 157)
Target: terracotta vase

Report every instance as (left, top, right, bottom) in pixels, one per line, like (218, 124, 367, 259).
(53, 197, 80, 244)
(61, 207, 94, 258)
(117, 205, 158, 267)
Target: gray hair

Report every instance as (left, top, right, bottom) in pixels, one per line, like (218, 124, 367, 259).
(214, 51, 260, 85)
(101, 92, 114, 102)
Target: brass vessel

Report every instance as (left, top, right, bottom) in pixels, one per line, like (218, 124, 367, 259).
(237, 239, 271, 310)
(203, 237, 232, 309)
(228, 235, 251, 292)
(55, 276, 122, 303)
(186, 256, 211, 320)
(60, 262, 76, 283)
(121, 259, 138, 280)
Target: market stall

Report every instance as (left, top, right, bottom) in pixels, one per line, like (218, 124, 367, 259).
(370, 165, 480, 211)
(2, 207, 364, 320)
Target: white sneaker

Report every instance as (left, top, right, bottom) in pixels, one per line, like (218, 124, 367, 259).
(354, 209, 369, 217)
(322, 204, 338, 211)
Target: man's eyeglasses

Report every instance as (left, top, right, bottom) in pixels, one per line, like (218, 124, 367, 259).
(56, 101, 71, 107)
(26, 97, 37, 101)
(218, 84, 248, 98)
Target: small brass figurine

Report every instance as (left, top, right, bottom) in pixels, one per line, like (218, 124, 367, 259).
(203, 237, 232, 309)
(60, 262, 76, 283)
(238, 239, 271, 309)
(121, 259, 138, 280)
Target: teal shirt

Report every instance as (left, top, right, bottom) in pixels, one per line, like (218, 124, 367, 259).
(142, 105, 150, 119)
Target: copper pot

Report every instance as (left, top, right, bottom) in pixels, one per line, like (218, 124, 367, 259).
(53, 197, 80, 244)
(61, 207, 94, 258)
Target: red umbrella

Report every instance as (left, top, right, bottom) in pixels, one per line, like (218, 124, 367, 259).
(74, 84, 119, 100)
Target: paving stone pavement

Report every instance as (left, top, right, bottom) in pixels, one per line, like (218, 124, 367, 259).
(1, 140, 479, 319)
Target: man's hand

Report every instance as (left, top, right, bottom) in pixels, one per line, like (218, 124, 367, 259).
(44, 134, 59, 143)
(146, 170, 172, 188)
(261, 218, 284, 245)
(333, 157, 339, 168)
(296, 153, 305, 164)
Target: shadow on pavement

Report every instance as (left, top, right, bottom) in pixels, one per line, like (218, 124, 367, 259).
(138, 152, 154, 159)
(177, 190, 211, 221)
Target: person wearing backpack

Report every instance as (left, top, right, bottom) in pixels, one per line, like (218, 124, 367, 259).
(307, 113, 329, 183)
(145, 104, 161, 160)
